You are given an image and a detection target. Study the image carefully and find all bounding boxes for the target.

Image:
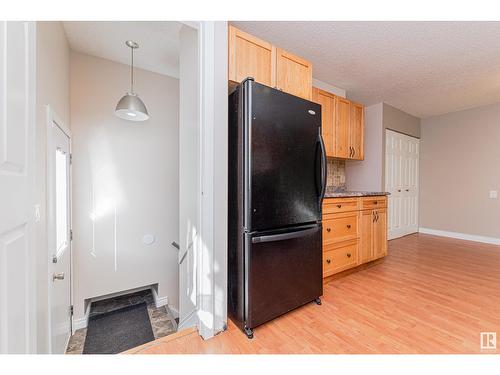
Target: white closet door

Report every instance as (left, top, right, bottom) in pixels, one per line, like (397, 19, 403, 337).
(0, 21, 36, 354)
(385, 130, 419, 240)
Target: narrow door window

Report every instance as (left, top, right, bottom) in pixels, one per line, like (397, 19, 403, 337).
(55, 147, 68, 255)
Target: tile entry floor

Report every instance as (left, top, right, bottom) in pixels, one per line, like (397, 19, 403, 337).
(66, 289, 177, 354)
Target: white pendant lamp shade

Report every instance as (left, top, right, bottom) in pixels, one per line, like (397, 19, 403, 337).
(115, 40, 149, 122)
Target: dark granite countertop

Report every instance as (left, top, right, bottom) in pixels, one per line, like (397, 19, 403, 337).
(324, 188, 389, 198)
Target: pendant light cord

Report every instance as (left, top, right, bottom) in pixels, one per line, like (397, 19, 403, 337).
(130, 45, 134, 94)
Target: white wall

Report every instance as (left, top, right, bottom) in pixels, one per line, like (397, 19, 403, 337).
(35, 21, 70, 353)
(70, 51, 179, 322)
(346, 103, 384, 191)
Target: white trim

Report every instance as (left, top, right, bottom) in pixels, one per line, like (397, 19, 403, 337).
(196, 21, 228, 340)
(176, 21, 228, 340)
(418, 227, 500, 246)
(72, 303, 90, 331)
(198, 20, 216, 340)
(46, 105, 73, 353)
(27, 21, 38, 354)
(151, 287, 168, 308)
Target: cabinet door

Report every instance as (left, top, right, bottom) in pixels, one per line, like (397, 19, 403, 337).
(312, 87, 335, 157)
(373, 208, 388, 259)
(335, 97, 351, 158)
(350, 102, 364, 160)
(276, 48, 312, 100)
(228, 26, 276, 87)
(360, 210, 374, 264)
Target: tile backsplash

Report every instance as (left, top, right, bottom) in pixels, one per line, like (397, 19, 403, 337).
(327, 158, 346, 191)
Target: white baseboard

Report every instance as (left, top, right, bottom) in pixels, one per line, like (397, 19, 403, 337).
(418, 227, 500, 245)
(151, 287, 169, 308)
(73, 303, 90, 331)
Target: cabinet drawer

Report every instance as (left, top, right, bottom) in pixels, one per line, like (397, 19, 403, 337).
(323, 198, 360, 214)
(323, 212, 358, 245)
(323, 242, 358, 277)
(361, 196, 387, 210)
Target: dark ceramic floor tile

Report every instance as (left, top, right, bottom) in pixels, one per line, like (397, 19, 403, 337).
(65, 289, 177, 354)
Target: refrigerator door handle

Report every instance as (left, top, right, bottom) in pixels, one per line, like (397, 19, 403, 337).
(317, 129, 327, 204)
(252, 225, 319, 244)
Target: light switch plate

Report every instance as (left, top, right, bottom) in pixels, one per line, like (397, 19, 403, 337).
(489, 190, 498, 199)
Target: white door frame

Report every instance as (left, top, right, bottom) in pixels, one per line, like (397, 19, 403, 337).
(46, 105, 73, 352)
(180, 21, 228, 340)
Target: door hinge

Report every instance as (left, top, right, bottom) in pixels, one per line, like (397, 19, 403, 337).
(69, 153, 73, 165)
(70, 305, 74, 315)
(70, 229, 73, 241)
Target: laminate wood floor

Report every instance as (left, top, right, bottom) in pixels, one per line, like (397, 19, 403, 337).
(128, 234, 500, 354)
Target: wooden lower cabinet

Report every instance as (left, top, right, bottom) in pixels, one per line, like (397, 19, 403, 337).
(323, 196, 388, 278)
(373, 208, 388, 258)
(360, 209, 374, 263)
(323, 241, 358, 277)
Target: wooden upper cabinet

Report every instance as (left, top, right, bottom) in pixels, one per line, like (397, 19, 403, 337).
(313, 88, 365, 160)
(335, 97, 351, 158)
(276, 48, 312, 100)
(312, 87, 335, 157)
(228, 25, 276, 87)
(349, 102, 364, 160)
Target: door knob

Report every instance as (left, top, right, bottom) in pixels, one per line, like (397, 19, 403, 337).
(326, 228, 331, 232)
(52, 272, 65, 281)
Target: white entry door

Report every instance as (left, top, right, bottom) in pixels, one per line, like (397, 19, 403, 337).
(385, 129, 419, 240)
(47, 108, 72, 353)
(0, 21, 36, 354)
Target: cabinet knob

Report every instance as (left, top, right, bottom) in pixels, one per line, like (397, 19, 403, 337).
(346, 224, 351, 229)
(337, 204, 342, 208)
(346, 253, 352, 258)
(326, 259, 331, 264)
(326, 228, 331, 233)
(405, 189, 410, 192)
(374, 201, 378, 205)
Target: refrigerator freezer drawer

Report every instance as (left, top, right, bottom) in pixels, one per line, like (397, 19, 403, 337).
(245, 224, 323, 329)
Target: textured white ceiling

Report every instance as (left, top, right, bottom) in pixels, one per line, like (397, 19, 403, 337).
(232, 21, 500, 118)
(63, 21, 181, 78)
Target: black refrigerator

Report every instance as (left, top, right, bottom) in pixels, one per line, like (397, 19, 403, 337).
(228, 78, 327, 339)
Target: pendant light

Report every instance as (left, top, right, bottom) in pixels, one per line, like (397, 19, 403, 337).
(115, 40, 149, 122)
